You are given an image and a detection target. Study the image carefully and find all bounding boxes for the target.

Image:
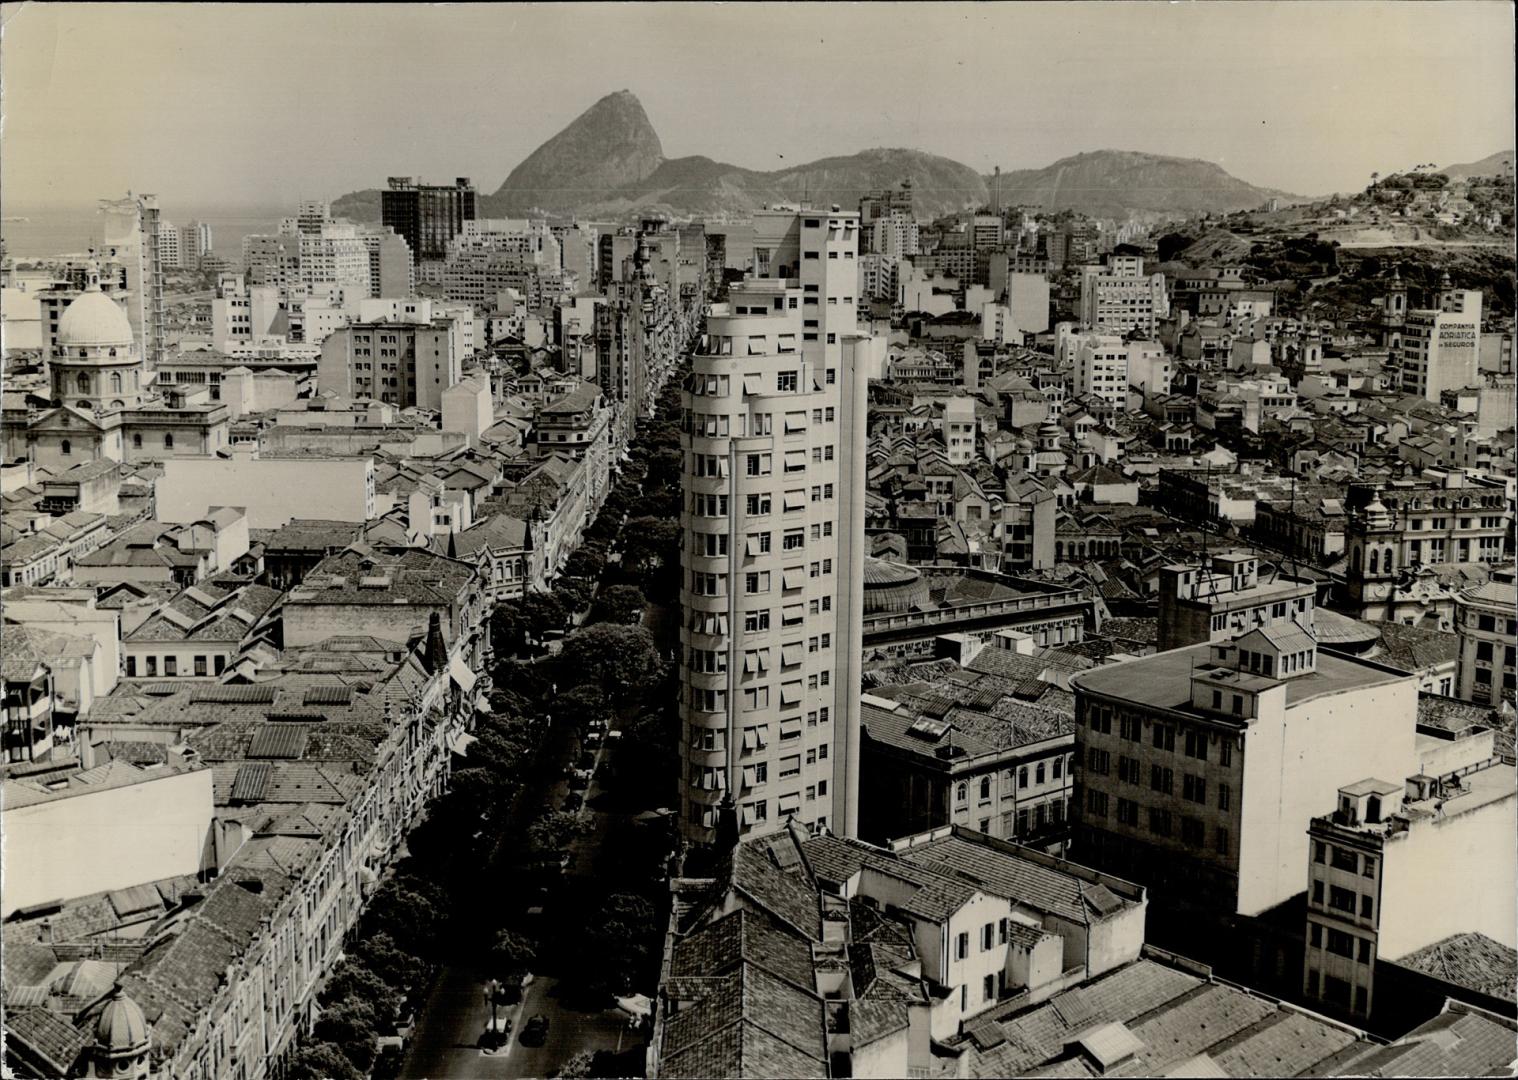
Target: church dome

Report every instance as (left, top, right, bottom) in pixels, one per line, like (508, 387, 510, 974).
(58, 287, 134, 350)
(94, 986, 149, 1056)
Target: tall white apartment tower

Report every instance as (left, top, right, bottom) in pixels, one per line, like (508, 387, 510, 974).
(679, 208, 870, 846)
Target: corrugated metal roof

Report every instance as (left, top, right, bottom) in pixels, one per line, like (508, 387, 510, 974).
(303, 685, 353, 706)
(247, 725, 309, 760)
(191, 684, 276, 704)
(229, 762, 272, 802)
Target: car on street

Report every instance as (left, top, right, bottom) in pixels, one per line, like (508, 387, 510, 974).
(584, 729, 603, 746)
(520, 1014, 549, 1047)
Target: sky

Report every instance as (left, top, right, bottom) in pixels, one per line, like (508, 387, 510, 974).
(2, 1, 1513, 210)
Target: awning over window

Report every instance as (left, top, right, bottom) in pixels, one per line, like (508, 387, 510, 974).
(782, 643, 805, 667)
(780, 682, 802, 706)
(783, 604, 804, 626)
(779, 793, 801, 814)
(449, 655, 477, 693)
(782, 568, 805, 590)
(783, 490, 805, 511)
(743, 374, 763, 396)
(785, 413, 807, 433)
(741, 803, 757, 825)
(784, 450, 808, 470)
(741, 765, 757, 789)
(742, 728, 757, 751)
(780, 718, 802, 738)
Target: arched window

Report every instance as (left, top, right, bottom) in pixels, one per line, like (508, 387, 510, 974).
(1368, 550, 1379, 575)
(133, 434, 142, 448)
(60, 439, 71, 456)
(164, 433, 175, 449)
(979, 777, 991, 801)
(108, 348, 117, 358)
(956, 782, 968, 805)
(1383, 547, 1395, 572)
(109, 372, 122, 393)
(76, 372, 90, 393)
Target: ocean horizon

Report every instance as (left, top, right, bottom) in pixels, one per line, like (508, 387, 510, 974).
(1, 204, 294, 263)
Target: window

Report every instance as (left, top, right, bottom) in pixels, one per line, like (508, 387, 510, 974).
(1328, 885, 1357, 914)
(1312, 880, 1324, 905)
(1150, 765, 1173, 795)
(1331, 846, 1358, 873)
(1215, 828, 1229, 855)
(956, 782, 968, 805)
(1313, 841, 1326, 864)
(1117, 797, 1139, 825)
(981, 923, 994, 950)
(1086, 790, 1108, 818)
(776, 371, 798, 392)
(983, 974, 996, 1003)
(1361, 855, 1376, 878)
(979, 777, 991, 802)
(1152, 723, 1175, 751)
(956, 932, 969, 960)
(1326, 929, 1355, 959)
(1220, 740, 1233, 767)
(164, 433, 175, 449)
(1148, 808, 1172, 836)
(1360, 894, 1374, 919)
(1310, 923, 1323, 948)
(1184, 729, 1208, 760)
(194, 656, 207, 677)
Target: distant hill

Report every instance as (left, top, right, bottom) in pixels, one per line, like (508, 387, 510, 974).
(488, 90, 665, 215)
(1440, 150, 1514, 182)
(330, 94, 1295, 224)
(579, 147, 986, 220)
(985, 150, 1297, 220)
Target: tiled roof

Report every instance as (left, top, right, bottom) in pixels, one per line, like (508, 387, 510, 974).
(1389, 932, 1518, 1000)
(4, 1006, 89, 1075)
(659, 964, 827, 1079)
(670, 909, 817, 995)
(897, 834, 1133, 925)
(1344, 1002, 1518, 1077)
(731, 844, 821, 942)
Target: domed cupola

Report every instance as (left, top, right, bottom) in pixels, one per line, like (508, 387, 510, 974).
(50, 263, 145, 411)
(86, 985, 152, 1078)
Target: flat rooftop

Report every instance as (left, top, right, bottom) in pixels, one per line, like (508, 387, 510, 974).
(1071, 643, 1410, 714)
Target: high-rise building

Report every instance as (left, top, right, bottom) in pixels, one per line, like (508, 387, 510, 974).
(381, 176, 477, 268)
(99, 194, 167, 367)
(181, 220, 213, 268)
(859, 179, 914, 254)
(1398, 279, 1482, 402)
(317, 318, 459, 411)
(679, 208, 872, 846)
(1078, 252, 1169, 337)
(156, 222, 182, 270)
(1069, 624, 1419, 975)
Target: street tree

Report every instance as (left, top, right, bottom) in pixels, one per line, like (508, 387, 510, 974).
(559, 624, 663, 702)
(323, 957, 401, 1020)
(598, 583, 646, 624)
(488, 928, 537, 977)
(352, 932, 427, 993)
(286, 1043, 362, 1080)
(313, 1000, 380, 1073)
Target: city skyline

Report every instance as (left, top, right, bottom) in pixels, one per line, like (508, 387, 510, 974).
(2, 1, 1514, 211)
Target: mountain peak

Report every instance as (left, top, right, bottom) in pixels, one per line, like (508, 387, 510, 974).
(489, 90, 664, 214)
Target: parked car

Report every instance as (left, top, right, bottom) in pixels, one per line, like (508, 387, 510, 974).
(584, 730, 603, 746)
(520, 1014, 549, 1047)
(563, 792, 584, 812)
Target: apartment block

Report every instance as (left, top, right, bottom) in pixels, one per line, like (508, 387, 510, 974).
(1398, 284, 1483, 402)
(1078, 253, 1168, 337)
(1070, 627, 1418, 940)
(380, 176, 477, 266)
(1157, 553, 1317, 651)
(1302, 755, 1516, 1025)
(317, 318, 460, 411)
(678, 208, 871, 846)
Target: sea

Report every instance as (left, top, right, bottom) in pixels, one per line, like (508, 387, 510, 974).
(1, 205, 288, 267)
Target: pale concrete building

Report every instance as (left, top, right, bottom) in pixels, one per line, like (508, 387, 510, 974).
(943, 395, 977, 465)
(1078, 253, 1169, 337)
(1399, 284, 1483, 402)
(1302, 753, 1516, 1023)
(1, 761, 214, 918)
(157, 456, 376, 529)
(1071, 626, 1418, 938)
(318, 318, 460, 410)
(679, 208, 872, 846)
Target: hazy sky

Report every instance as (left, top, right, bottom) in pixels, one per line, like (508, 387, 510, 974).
(2, 1, 1513, 210)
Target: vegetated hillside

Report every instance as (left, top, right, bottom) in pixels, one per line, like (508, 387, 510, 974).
(332, 188, 382, 224)
(586, 147, 986, 220)
(1440, 150, 1515, 182)
(486, 90, 665, 215)
(988, 150, 1298, 219)
(1317, 245, 1516, 320)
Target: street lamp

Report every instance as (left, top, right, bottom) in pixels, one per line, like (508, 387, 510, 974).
(484, 978, 503, 1046)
